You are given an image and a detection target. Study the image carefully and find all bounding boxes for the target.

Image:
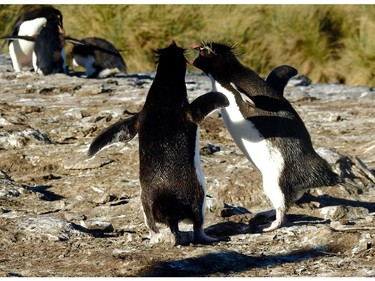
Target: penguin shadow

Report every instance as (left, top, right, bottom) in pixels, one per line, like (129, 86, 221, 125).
(205, 211, 327, 239)
(22, 184, 63, 201)
(69, 222, 117, 238)
(139, 247, 328, 277)
(296, 192, 375, 213)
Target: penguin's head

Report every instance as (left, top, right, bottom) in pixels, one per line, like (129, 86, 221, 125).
(191, 42, 238, 78)
(154, 40, 187, 76)
(14, 6, 64, 35)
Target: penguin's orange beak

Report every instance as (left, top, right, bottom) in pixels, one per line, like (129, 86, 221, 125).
(59, 26, 65, 35)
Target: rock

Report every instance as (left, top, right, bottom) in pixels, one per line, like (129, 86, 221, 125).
(93, 193, 118, 204)
(81, 219, 114, 232)
(0, 129, 52, 148)
(64, 108, 83, 120)
(0, 171, 22, 198)
(352, 233, 373, 255)
(63, 155, 114, 170)
(220, 202, 251, 218)
(321, 205, 369, 221)
(316, 147, 355, 178)
(63, 212, 86, 222)
(17, 216, 84, 241)
(200, 143, 221, 156)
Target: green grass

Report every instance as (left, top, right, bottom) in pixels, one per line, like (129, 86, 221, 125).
(1, 4, 374, 86)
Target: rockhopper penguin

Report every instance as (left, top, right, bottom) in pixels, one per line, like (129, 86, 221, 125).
(1, 19, 76, 76)
(192, 42, 341, 232)
(71, 37, 127, 78)
(88, 40, 229, 245)
(1, 6, 64, 72)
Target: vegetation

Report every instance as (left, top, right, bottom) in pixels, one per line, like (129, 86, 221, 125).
(1, 4, 374, 86)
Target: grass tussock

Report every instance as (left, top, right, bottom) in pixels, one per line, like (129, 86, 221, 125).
(0, 4, 374, 86)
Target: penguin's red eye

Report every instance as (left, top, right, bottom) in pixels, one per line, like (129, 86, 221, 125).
(199, 47, 215, 58)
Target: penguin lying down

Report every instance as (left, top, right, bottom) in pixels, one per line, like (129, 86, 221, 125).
(192, 42, 341, 232)
(71, 37, 127, 78)
(88, 40, 229, 245)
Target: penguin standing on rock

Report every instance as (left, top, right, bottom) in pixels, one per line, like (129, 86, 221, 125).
(1, 6, 64, 72)
(88, 40, 229, 245)
(192, 42, 341, 232)
(71, 37, 127, 78)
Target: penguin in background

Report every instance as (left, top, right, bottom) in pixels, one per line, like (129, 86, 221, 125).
(88, 40, 229, 245)
(0, 20, 83, 75)
(192, 42, 341, 232)
(1, 6, 64, 72)
(71, 37, 127, 78)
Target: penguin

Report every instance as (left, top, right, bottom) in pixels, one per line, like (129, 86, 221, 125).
(1, 6, 64, 72)
(88, 40, 229, 245)
(71, 37, 127, 78)
(1, 19, 73, 76)
(192, 42, 341, 232)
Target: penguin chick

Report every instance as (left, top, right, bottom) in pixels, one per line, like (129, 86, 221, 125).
(71, 37, 126, 78)
(192, 42, 341, 232)
(88, 40, 229, 245)
(2, 6, 64, 72)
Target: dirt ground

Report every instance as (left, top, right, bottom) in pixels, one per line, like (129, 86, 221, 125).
(0, 55, 374, 277)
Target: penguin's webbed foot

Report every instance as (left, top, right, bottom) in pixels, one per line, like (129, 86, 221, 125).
(262, 218, 283, 232)
(250, 209, 285, 232)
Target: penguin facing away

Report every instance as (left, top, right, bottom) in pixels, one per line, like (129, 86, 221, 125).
(192, 42, 341, 232)
(71, 37, 127, 78)
(88, 40, 229, 245)
(2, 6, 64, 72)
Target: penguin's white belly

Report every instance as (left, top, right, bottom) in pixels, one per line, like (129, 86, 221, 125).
(211, 79, 286, 210)
(194, 129, 206, 220)
(11, 18, 47, 70)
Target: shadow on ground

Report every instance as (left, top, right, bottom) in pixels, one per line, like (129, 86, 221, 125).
(140, 247, 328, 277)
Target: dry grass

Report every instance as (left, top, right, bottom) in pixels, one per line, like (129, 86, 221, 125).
(0, 4, 374, 86)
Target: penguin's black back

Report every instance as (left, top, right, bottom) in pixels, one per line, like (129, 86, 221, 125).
(72, 37, 126, 73)
(34, 20, 64, 75)
(138, 42, 205, 228)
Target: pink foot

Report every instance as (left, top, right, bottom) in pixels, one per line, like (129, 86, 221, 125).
(262, 209, 285, 232)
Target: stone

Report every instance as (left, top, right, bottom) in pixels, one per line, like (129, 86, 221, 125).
(352, 233, 373, 255)
(17, 216, 84, 241)
(321, 205, 369, 221)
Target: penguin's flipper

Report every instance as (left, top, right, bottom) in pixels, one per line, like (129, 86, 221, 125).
(66, 37, 122, 57)
(230, 82, 276, 118)
(265, 65, 298, 95)
(88, 113, 142, 158)
(65, 36, 87, 46)
(187, 91, 229, 124)
(0, 34, 37, 42)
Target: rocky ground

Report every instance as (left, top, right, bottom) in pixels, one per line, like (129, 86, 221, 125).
(0, 54, 374, 277)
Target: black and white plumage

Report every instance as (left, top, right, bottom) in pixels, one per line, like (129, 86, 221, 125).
(3, 6, 64, 72)
(88, 40, 229, 245)
(192, 42, 341, 232)
(71, 37, 126, 78)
